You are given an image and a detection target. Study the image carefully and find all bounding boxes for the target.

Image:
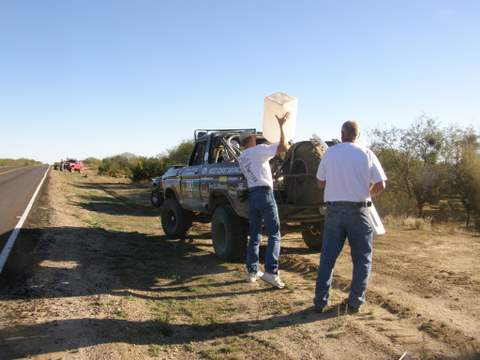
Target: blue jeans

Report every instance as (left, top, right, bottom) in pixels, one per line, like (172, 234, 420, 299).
(246, 186, 281, 274)
(314, 203, 374, 309)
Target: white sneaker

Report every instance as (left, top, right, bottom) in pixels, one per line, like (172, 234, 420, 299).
(247, 270, 264, 283)
(261, 272, 285, 289)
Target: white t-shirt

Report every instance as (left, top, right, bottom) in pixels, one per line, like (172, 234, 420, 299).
(239, 143, 278, 189)
(316, 142, 387, 202)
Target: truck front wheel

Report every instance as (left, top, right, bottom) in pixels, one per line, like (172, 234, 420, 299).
(301, 222, 324, 251)
(161, 197, 192, 239)
(151, 188, 164, 207)
(211, 206, 248, 261)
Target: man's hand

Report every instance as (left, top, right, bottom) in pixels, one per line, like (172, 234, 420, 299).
(370, 181, 386, 198)
(275, 112, 289, 128)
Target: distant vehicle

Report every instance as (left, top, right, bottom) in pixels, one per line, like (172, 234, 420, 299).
(54, 159, 83, 172)
(70, 160, 83, 173)
(154, 128, 333, 261)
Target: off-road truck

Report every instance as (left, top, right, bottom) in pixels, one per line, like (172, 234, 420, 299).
(157, 129, 332, 261)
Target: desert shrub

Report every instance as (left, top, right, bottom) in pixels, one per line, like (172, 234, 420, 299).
(83, 157, 101, 168)
(0, 158, 42, 166)
(131, 157, 168, 181)
(98, 155, 134, 177)
(374, 190, 417, 217)
(164, 140, 194, 165)
(370, 120, 479, 225)
(93, 140, 194, 181)
(472, 155, 480, 232)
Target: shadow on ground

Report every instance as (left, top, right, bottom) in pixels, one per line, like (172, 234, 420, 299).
(0, 226, 238, 300)
(73, 194, 160, 217)
(0, 308, 341, 358)
(0, 223, 336, 359)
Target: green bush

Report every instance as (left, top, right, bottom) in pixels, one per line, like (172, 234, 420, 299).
(375, 190, 417, 217)
(471, 153, 480, 232)
(83, 157, 101, 168)
(0, 158, 42, 166)
(131, 157, 168, 181)
(98, 155, 135, 178)
(93, 140, 194, 181)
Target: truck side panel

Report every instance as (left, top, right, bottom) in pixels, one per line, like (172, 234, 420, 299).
(203, 162, 248, 218)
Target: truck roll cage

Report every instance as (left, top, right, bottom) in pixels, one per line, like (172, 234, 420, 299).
(194, 129, 258, 141)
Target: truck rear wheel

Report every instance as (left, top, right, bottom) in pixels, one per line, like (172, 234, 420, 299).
(161, 197, 192, 238)
(212, 205, 248, 261)
(302, 222, 324, 251)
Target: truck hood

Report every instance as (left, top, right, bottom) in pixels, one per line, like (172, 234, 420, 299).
(162, 165, 185, 178)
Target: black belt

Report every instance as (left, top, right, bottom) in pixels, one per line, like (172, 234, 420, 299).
(248, 186, 271, 192)
(325, 201, 372, 208)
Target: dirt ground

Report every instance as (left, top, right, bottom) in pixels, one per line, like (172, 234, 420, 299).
(1, 170, 479, 360)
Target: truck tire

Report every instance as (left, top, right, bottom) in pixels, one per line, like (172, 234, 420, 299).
(211, 205, 248, 261)
(151, 188, 164, 207)
(161, 197, 192, 239)
(301, 222, 323, 251)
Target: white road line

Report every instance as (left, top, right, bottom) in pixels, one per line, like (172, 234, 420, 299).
(0, 166, 50, 274)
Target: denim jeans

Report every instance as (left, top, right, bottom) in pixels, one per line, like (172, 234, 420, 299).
(314, 203, 374, 309)
(246, 186, 281, 274)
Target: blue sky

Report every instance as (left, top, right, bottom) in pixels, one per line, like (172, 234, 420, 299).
(1, 0, 479, 163)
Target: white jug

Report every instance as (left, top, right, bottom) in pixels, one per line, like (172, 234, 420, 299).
(367, 204, 386, 235)
(262, 92, 297, 144)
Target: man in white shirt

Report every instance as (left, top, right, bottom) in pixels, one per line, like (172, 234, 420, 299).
(314, 120, 387, 313)
(238, 114, 289, 289)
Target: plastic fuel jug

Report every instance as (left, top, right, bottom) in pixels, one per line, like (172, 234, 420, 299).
(367, 204, 386, 235)
(262, 92, 297, 144)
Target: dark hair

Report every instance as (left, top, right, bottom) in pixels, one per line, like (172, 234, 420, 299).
(240, 135, 254, 147)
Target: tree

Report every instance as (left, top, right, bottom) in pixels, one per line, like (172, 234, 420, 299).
(370, 115, 446, 217)
(443, 127, 480, 226)
(162, 140, 194, 166)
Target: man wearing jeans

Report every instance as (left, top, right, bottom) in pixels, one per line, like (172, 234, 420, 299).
(314, 121, 387, 313)
(238, 114, 289, 289)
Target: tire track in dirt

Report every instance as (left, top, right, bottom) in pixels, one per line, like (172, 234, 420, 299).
(279, 253, 480, 355)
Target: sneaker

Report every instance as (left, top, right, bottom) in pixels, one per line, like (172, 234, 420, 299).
(337, 300, 359, 314)
(246, 270, 264, 283)
(261, 272, 285, 289)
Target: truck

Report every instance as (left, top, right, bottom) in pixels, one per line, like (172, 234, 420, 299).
(156, 129, 332, 261)
(53, 159, 83, 172)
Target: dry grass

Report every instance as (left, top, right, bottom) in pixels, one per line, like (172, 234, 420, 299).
(383, 215, 473, 235)
(384, 215, 432, 231)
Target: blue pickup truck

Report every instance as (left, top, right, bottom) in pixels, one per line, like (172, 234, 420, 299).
(154, 129, 331, 261)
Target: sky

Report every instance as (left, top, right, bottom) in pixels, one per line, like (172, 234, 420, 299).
(0, 0, 479, 163)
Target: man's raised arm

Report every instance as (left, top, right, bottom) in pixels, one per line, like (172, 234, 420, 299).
(275, 112, 290, 155)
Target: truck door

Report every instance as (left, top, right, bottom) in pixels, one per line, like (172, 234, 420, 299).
(180, 139, 207, 211)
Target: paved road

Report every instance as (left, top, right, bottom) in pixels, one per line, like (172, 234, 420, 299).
(0, 166, 49, 261)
